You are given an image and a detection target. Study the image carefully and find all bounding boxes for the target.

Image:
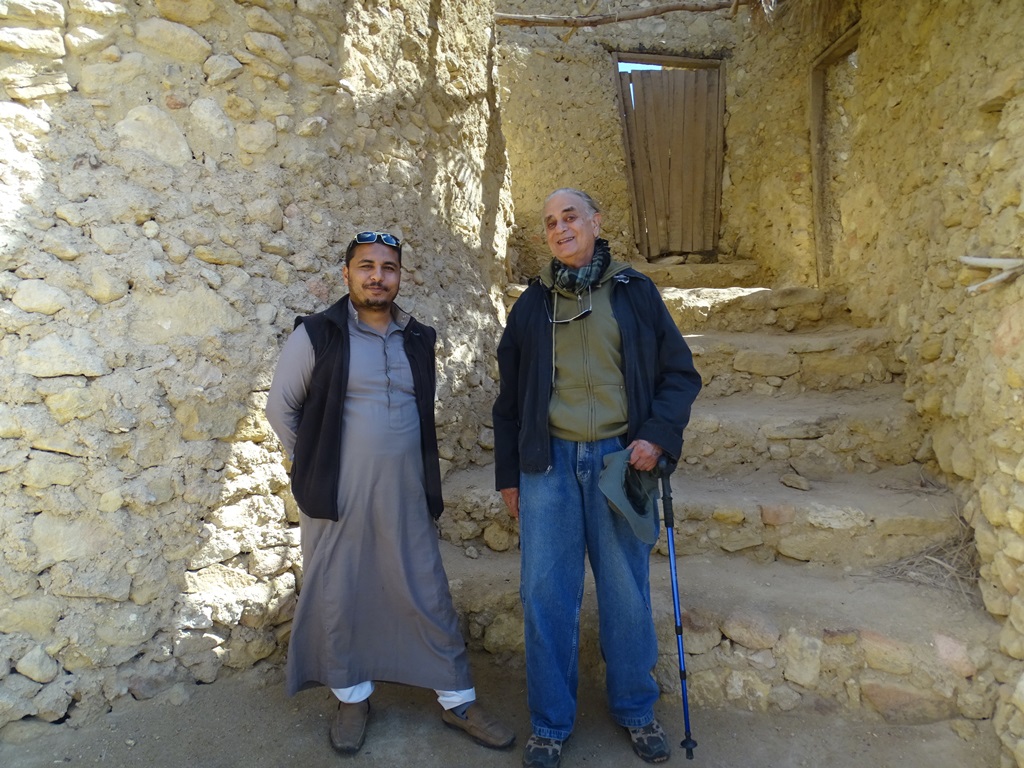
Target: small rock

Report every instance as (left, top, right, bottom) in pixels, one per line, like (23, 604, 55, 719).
(15, 646, 60, 684)
(780, 473, 811, 491)
(949, 719, 978, 741)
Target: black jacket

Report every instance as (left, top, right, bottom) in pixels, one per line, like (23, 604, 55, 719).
(492, 268, 701, 490)
(290, 296, 444, 521)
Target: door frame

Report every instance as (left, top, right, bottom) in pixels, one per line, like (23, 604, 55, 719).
(613, 52, 726, 261)
(809, 24, 860, 285)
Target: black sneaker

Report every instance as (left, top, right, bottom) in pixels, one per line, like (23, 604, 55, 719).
(523, 734, 563, 768)
(626, 719, 670, 763)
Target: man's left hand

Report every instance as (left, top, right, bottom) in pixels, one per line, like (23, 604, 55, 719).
(626, 439, 663, 472)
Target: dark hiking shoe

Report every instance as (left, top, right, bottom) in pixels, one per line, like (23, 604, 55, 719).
(626, 719, 670, 763)
(329, 699, 369, 755)
(522, 734, 563, 768)
(441, 702, 516, 749)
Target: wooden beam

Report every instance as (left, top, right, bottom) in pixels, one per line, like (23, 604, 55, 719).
(496, 1, 740, 28)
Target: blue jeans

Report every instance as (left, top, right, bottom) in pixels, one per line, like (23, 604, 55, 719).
(519, 436, 660, 740)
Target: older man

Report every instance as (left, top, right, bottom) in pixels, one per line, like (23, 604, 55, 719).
(493, 190, 702, 768)
(266, 230, 514, 755)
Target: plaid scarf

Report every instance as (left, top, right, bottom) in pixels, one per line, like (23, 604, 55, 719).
(551, 238, 611, 295)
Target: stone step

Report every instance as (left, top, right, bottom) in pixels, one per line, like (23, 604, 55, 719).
(444, 544, 1000, 728)
(632, 259, 765, 289)
(682, 384, 924, 473)
(663, 285, 851, 333)
(687, 326, 900, 397)
(666, 463, 961, 566)
(439, 463, 960, 569)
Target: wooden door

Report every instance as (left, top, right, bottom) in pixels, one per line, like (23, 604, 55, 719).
(616, 58, 725, 260)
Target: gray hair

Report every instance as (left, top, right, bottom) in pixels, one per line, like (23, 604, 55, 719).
(544, 188, 601, 219)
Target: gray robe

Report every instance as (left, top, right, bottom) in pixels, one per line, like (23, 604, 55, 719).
(265, 306, 472, 696)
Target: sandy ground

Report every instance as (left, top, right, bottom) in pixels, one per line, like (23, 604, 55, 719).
(0, 651, 998, 768)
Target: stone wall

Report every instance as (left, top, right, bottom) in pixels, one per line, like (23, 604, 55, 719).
(833, 3, 1024, 763)
(0, 0, 510, 728)
(740, 2, 1024, 761)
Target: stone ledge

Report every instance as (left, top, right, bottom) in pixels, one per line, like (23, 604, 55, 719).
(633, 260, 765, 290)
(687, 325, 898, 396)
(682, 384, 924, 472)
(438, 462, 961, 568)
(443, 544, 1004, 726)
(662, 286, 851, 332)
(666, 463, 962, 566)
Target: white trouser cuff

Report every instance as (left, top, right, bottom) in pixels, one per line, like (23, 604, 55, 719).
(436, 687, 476, 710)
(332, 681, 374, 703)
(332, 683, 475, 709)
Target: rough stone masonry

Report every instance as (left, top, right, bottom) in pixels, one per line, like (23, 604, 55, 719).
(0, 0, 511, 728)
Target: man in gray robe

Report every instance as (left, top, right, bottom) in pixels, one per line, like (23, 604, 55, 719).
(265, 230, 514, 755)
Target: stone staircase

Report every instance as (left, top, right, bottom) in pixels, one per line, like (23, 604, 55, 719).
(439, 263, 999, 742)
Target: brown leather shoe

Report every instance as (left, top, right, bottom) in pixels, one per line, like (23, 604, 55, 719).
(441, 702, 516, 749)
(329, 699, 369, 755)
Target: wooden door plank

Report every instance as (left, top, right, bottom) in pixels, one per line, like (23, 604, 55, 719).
(690, 68, 710, 251)
(679, 69, 698, 252)
(712, 62, 725, 252)
(642, 71, 670, 254)
(702, 68, 721, 248)
(618, 72, 648, 259)
(638, 71, 666, 257)
(631, 72, 654, 258)
(654, 72, 675, 252)
(633, 72, 660, 258)
(667, 70, 687, 253)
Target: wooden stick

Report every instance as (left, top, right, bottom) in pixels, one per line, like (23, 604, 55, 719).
(965, 267, 1024, 295)
(959, 254, 1024, 295)
(495, 1, 740, 27)
(563, 0, 601, 42)
(960, 255, 1024, 269)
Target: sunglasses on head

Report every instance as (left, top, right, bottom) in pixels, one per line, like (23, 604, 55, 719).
(354, 231, 401, 248)
(346, 230, 402, 264)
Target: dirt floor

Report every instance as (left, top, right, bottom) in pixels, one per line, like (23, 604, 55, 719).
(0, 650, 999, 768)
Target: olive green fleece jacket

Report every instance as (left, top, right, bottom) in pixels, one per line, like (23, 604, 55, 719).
(540, 259, 633, 442)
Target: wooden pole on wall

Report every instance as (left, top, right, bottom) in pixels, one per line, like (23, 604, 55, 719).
(496, 1, 741, 28)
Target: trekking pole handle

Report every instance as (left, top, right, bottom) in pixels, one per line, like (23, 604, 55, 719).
(657, 456, 674, 529)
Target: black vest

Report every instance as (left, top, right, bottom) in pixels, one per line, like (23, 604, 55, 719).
(289, 295, 444, 521)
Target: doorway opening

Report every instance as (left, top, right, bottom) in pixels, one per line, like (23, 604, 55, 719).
(810, 25, 860, 284)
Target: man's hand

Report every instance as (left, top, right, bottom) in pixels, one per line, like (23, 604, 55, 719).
(626, 439, 663, 472)
(500, 487, 520, 519)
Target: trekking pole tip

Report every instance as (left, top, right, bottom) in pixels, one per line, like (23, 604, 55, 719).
(682, 735, 697, 760)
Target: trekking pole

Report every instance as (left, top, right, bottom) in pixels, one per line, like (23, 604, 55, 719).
(657, 456, 697, 760)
